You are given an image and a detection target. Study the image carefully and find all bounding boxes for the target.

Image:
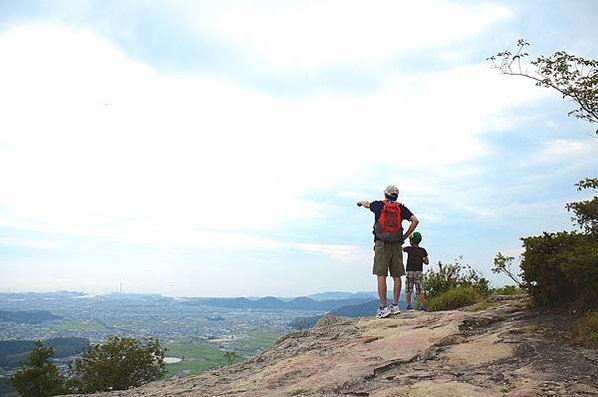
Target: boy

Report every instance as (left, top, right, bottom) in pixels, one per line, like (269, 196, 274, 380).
(403, 231, 429, 311)
(357, 185, 419, 318)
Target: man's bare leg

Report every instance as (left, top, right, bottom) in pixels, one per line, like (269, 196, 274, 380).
(377, 276, 387, 307)
(392, 276, 402, 305)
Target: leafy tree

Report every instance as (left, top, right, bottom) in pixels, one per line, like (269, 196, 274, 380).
(492, 252, 525, 289)
(488, 39, 597, 133)
(566, 177, 598, 235)
(489, 42, 597, 309)
(10, 340, 68, 397)
(69, 336, 165, 394)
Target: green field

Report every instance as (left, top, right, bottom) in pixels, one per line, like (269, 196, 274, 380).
(166, 341, 224, 360)
(50, 321, 106, 332)
(164, 341, 227, 377)
(164, 329, 283, 378)
(164, 357, 221, 377)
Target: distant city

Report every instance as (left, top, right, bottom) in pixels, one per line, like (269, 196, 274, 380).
(0, 289, 390, 394)
(0, 290, 385, 342)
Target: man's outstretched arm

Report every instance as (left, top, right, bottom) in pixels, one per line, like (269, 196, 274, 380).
(402, 215, 419, 240)
(357, 201, 370, 208)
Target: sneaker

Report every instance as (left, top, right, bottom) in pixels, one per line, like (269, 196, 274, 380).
(405, 304, 413, 311)
(419, 306, 427, 312)
(376, 306, 391, 318)
(390, 304, 401, 315)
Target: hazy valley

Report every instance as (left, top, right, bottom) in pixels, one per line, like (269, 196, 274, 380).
(0, 289, 387, 395)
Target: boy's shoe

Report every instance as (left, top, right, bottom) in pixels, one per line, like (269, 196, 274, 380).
(405, 304, 413, 311)
(376, 306, 391, 318)
(419, 306, 427, 312)
(390, 304, 401, 315)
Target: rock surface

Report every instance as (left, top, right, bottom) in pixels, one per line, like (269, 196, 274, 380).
(66, 296, 598, 397)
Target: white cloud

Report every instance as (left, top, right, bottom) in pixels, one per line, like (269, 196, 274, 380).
(0, 237, 60, 250)
(0, 22, 551, 252)
(2, 1, 597, 297)
(529, 139, 598, 168)
(292, 243, 369, 262)
(177, 0, 512, 70)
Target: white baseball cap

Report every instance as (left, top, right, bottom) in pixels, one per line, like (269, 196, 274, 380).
(384, 185, 399, 196)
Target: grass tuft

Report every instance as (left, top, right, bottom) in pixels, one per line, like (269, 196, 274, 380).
(495, 285, 523, 295)
(572, 312, 598, 348)
(427, 286, 479, 311)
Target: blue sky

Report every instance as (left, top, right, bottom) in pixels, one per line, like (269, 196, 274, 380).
(1, 0, 597, 297)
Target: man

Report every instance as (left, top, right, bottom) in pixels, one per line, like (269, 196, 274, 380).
(357, 185, 419, 318)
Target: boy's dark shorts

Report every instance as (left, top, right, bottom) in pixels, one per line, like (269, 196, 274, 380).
(372, 241, 405, 277)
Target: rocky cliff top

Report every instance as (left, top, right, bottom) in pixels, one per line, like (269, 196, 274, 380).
(69, 296, 598, 397)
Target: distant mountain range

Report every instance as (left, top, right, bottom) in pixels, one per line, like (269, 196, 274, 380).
(0, 291, 87, 299)
(1, 290, 379, 300)
(307, 291, 378, 301)
(0, 291, 400, 314)
(182, 296, 376, 311)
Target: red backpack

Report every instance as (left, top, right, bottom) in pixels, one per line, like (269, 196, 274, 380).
(374, 200, 403, 242)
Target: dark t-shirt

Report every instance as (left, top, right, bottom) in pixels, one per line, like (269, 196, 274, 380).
(369, 201, 414, 242)
(403, 246, 428, 271)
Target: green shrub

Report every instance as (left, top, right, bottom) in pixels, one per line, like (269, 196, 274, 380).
(427, 286, 479, 311)
(495, 285, 523, 295)
(572, 312, 598, 348)
(424, 258, 491, 298)
(518, 178, 598, 309)
(424, 261, 460, 296)
(520, 231, 598, 308)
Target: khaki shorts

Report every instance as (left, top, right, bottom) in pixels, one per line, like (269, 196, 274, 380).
(372, 240, 405, 277)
